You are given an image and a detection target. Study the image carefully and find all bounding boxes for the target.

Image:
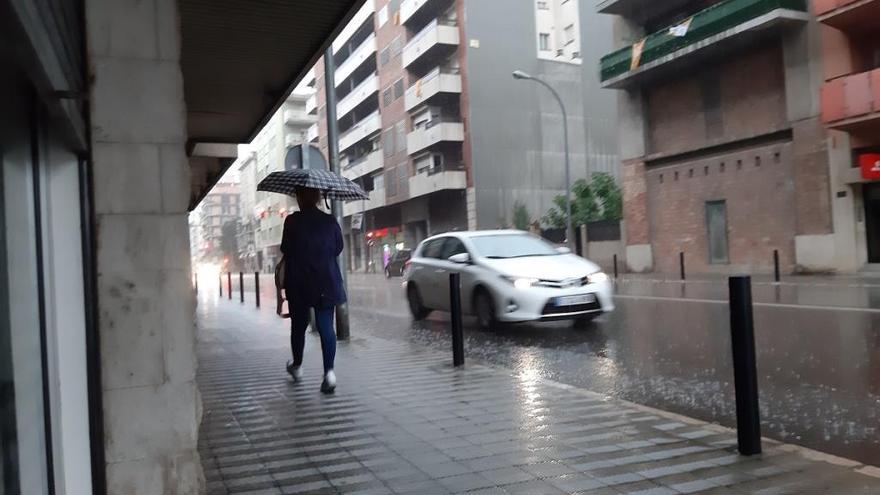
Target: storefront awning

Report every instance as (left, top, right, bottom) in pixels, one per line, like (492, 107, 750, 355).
(181, 0, 365, 209)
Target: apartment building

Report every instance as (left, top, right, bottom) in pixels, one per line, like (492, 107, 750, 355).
(311, 0, 618, 271)
(196, 182, 241, 264)
(816, 0, 880, 268)
(597, 0, 854, 274)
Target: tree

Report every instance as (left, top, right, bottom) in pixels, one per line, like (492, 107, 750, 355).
(512, 201, 531, 231)
(542, 173, 622, 228)
(220, 220, 240, 267)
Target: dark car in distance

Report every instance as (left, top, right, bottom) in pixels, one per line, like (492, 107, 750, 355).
(385, 249, 412, 278)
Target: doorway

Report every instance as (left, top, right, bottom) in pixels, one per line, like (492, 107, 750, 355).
(865, 183, 880, 263)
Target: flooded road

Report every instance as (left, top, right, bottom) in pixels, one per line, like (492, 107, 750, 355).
(347, 274, 880, 466)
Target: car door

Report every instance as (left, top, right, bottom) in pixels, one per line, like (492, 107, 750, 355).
(432, 237, 472, 312)
(410, 238, 446, 309)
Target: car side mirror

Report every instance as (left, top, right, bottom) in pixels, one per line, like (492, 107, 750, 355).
(448, 253, 471, 264)
(556, 247, 572, 254)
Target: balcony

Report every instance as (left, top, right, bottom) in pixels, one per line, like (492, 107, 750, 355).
(821, 68, 880, 132)
(408, 170, 466, 199)
(402, 19, 459, 70)
(339, 111, 382, 153)
(400, 0, 448, 25)
(342, 150, 384, 181)
(332, 0, 375, 54)
(597, 0, 695, 21)
(283, 108, 314, 125)
(336, 33, 377, 87)
(405, 67, 461, 112)
(337, 73, 380, 121)
(306, 93, 317, 115)
(815, 0, 880, 31)
(407, 121, 464, 155)
(307, 123, 319, 143)
(599, 0, 809, 89)
(343, 189, 386, 216)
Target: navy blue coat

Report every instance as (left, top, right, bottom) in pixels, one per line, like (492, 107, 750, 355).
(280, 208, 346, 308)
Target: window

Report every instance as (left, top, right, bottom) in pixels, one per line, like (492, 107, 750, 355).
(564, 24, 575, 45)
(390, 36, 404, 58)
(393, 78, 405, 100)
(439, 238, 468, 260)
(539, 33, 550, 51)
(422, 238, 446, 259)
(383, 129, 395, 158)
(705, 201, 729, 264)
(373, 171, 385, 191)
(387, 168, 398, 196)
(395, 121, 407, 154)
(382, 87, 394, 107)
(389, 0, 401, 13)
(379, 47, 391, 66)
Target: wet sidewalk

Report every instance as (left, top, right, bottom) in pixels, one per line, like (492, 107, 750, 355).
(196, 294, 880, 494)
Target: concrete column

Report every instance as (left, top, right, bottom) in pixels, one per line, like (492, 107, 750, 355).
(86, 0, 203, 492)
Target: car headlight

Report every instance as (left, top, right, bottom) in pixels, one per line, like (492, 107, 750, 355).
(589, 272, 610, 284)
(502, 275, 538, 289)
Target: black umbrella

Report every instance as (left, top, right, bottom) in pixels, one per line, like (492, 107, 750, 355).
(257, 169, 368, 201)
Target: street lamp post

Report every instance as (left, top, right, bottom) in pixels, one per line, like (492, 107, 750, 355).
(512, 70, 574, 252)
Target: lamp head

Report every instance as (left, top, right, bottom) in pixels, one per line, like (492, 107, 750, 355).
(512, 70, 533, 80)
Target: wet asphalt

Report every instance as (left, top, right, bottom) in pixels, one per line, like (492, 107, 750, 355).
(344, 273, 880, 467)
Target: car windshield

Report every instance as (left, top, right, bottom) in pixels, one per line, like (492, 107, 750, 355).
(469, 234, 560, 259)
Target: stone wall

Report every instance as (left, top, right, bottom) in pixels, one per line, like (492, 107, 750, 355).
(86, 0, 203, 492)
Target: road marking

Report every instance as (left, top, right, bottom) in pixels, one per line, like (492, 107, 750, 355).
(613, 294, 880, 314)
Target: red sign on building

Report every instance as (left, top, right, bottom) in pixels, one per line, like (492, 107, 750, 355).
(860, 154, 880, 180)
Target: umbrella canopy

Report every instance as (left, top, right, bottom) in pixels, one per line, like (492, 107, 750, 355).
(257, 169, 368, 201)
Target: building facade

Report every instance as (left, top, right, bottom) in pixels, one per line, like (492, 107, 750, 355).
(815, 0, 880, 269)
(597, 0, 851, 274)
(196, 182, 241, 267)
(310, 0, 618, 272)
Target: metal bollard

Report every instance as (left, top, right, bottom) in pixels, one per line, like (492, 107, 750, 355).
(449, 272, 465, 367)
(613, 254, 619, 279)
(679, 252, 686, 281)
(773, 250, 780, 283)
(227, 272, 232, 300)
(255, 272, 261, 308)
(219, 274, 223, 297)
(239, 272, 244, 303)
(729, 276, 762, 455)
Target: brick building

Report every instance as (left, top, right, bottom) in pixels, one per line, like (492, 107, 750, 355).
(597, 0, 855, 274)
(309, 0, 619, 272)
(816, 0, 880, 267)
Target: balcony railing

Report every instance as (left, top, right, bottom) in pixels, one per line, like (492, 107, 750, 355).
(343, 189, 386, 216)
(332, 0, 375, 54)
(342, 150, 384, 181)
(339, 110, 382, 152)
(283, 108, 314, 125)
(404, 66, 462, 111)
(408, 169, 466, 199)
(821, 68, 880, 129)
(306, 93, 317, 115)
(599, 0, 808, 88)
(402, 19, 460, 69)
(336, 33, 377, 87)
(407, 120, 464, 155)
(814, 0, 880, 32)
(337, 73, 380, 120)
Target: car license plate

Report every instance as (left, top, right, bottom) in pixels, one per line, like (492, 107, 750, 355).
(555, 294, 596, 306)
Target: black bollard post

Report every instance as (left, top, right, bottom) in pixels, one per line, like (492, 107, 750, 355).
(679, 252, 686, 281)
(729, 276, 762, 455)
(239, 272, 244, 303)
(255, 272, 261, 308)
(773, 250, 780, 283)
(219, 274, 223, 297)
(613, 254, 619, 279)
(449, 272, 465, 367)
(227, 272, 232, 300)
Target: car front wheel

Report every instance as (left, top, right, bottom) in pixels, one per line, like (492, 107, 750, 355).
(407, 284, 430, 320)
(474, 289, 498, 331)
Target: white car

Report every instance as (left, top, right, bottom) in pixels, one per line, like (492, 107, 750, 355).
(403, 230, 614, 329)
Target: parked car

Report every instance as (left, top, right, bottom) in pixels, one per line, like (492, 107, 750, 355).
(385, 249, 412, 278)
(403, 230, 614, 329)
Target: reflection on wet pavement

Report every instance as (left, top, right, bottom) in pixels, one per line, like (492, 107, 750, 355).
(346, 274, 880, 466)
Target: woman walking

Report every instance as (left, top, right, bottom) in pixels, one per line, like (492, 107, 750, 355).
(280, 186, 345, 394)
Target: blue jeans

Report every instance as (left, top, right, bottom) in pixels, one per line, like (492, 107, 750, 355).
(290, 305, 336, 373)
